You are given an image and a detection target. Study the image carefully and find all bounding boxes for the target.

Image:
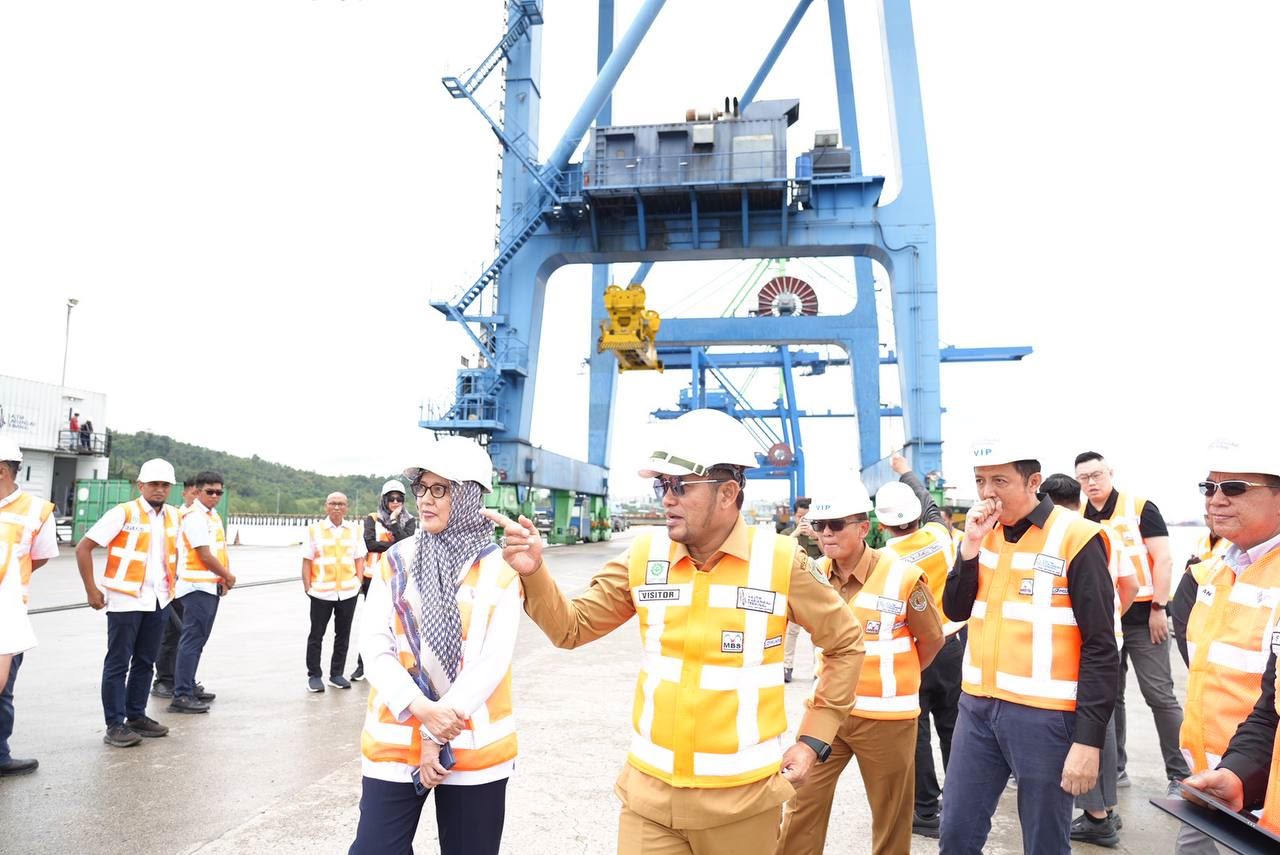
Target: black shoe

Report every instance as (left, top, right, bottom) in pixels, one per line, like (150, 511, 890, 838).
(328, 675, 352, 690)
(350, 664, 365, 682)
(125, 715, 170, 738)
(194, 683, 216, 702)
(784, 667, 793, 683)
(308, 676, 325, 693)
(1070, 811, 1120, 847)
(103, 723, 143, 747)
(912, 811, 941, 839)
(1113, 811, 1123, 831)
(1167, 779, 1182, 797)
(167, 696, 210, 714)
(0, 758, 39, 776)
(150, 681, 174, 699)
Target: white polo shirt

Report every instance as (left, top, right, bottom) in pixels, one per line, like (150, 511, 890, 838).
(300, 517, 367, 601)
(177, 501, 224, 598)
(0, 488, 59, 654)
(84, 500, 175, 613)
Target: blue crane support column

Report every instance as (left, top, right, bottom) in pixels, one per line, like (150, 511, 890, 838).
(740, 0, 814, 109)
(827, 0, 885, 475)
(587, 0, 616, 472)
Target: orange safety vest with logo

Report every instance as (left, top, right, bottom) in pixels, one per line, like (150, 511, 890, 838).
(180, 506, 228, 584)
(961, 506, 1103, 711)
(626, 527, 794, 789)
(307, 521, 362, 596)
(0, 492, 54, 604)
(882, 521, 960, 636)
(365, 513, 395, 580)
(361, 546, 519, 774)
(817, 552, 924, 719)
(1096, 492, 1157, 602)
(1180, 548, 1280, 774)
(102, 498, 180, 597)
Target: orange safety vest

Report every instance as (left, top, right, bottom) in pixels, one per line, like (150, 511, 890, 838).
(961, 505, 1103, 711)
(307, 521, 362, 596)
(882, 521, 960, 636)
(1094, 492, 1157, 602)
(1180, 548, 1280, 774)
(361, 545, 519, 774)
(818, 552, 924, 719)
(1188, 533, 1231, 587)
(0, 491, 54, 604)
(626, 527, 794, 789)
(102, 498, 180, 597)
(180, 505, 228, 584)
(364, 513, 395, 580)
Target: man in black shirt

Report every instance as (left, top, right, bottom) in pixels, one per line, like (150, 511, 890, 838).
(1075, 451, 1189, 792)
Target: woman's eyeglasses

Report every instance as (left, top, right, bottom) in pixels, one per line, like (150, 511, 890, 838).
(810, 517, 865, 533)
(386, 495, 404, 504)
(1198, 480, 1278, 498)
(652, 477, 724, 499)
(410, 482, 449, 499)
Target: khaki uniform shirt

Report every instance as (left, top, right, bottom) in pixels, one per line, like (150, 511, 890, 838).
(521, 517, 864, 830)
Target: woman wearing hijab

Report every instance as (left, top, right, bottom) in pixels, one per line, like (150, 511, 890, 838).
(352, 480, 417, 682)
(350, 436, 521, 855)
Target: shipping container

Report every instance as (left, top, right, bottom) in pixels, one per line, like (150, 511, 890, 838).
(72, 479, 229, 542)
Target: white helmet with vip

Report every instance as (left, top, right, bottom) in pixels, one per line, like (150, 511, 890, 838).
(136, 458, 177, 484)
(969, 437, 1041, 468)
(874, 481, 922, 526)
(638, 409, 761, 478)
(379, 479, 406, 497)
(1205, 436, 1280, 480)
(808, 481, 874, 521)
(405, 436, 494, 493)
(0, 436, 22, 463)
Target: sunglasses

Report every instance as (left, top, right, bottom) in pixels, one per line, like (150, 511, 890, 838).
(386, 495, 404, 503)
(410, 482, 449, 499)
(652, 477, 725, 500)
(203, 488, 224, 497)
(810, 517, 866, 533)
(1198, 480, 1278, 498)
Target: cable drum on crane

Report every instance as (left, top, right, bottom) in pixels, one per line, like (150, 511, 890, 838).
(755, 275, 819, 316)
(766, 442, 794, 466)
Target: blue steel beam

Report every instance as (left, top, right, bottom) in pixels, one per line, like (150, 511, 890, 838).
(740, 0, 815, 110)
(586, 0, 616, 471)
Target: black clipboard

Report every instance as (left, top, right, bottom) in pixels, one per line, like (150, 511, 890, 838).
(1149, 782, 1280, 855)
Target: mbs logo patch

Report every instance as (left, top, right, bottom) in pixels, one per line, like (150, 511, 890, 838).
(722, 631, 745, 653)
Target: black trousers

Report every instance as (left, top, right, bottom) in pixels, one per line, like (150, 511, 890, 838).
(306, 595, 358, 678)
(154, 595, 185, 685)
(915, 626, 965, 816)
(349, 776, 507, 855)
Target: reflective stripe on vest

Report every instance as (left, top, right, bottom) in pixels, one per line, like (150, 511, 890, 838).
(883, 522, 961, 636)
(0, 492, 53, 605)
(361, 545, 519, 773)
(961, 507, 1101, 711)
(1099, 492, 1155, 601)
(819, 552, 924, 719)
(1180, 550, 1280, 775)
(308, 522, 362, 595)
(626, 527, 793, 788)
(180, 507, 228, 583)
(102, 498, 179, 596)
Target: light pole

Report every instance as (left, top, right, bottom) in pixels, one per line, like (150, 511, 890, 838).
(60, 298, 79, 387)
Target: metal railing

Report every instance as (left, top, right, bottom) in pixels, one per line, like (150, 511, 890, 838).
(57, 429, 110, 455)
(584, 146, 788, 191)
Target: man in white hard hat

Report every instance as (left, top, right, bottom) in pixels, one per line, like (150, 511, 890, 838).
(939, 438, 1118, 854)
(353, 479, 416, 682)
(0, 437, 57, 776)
(776, 481, 943, 855)
(75, 458, 182, 747)
(487, 408, 863, 855)
(874, 452, 959, 838)
(1172, 437, 1280, 855)
(301, 492, 366, 693)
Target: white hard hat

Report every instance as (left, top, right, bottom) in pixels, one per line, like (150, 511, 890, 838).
(970, 438, 1040, 468)
(136, 458, 176, 484)
(406, 436, 493, 493)
(638, 409, 761, 478)
(1205, 436, 1280, 479)
(380, 479, 406, 497)
(808, 482, 873, 521)
(875, 481, 922, 526)
(0, 436, 21, 462)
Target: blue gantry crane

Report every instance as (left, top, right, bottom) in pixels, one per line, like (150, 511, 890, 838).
(423, 0, 1029, 541)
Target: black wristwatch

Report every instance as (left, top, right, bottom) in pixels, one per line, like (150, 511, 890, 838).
(797, 735, 832, 763)
(1150, 601, 1167, 612)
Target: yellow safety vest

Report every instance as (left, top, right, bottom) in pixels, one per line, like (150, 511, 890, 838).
(0, 491, 54, 604)
(882, 521, 960, 636)
(307, 521, 362, 597)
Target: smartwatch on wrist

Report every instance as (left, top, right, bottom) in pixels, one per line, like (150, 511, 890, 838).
(797, 735, 832, 763)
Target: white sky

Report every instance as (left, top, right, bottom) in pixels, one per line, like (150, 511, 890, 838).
(3, 1, 1277, 522)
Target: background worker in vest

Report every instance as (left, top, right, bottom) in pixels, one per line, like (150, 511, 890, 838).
(780, 496, 821, 683)
(776, 483, 944, 855)
(170, 470, 235, 715)
(940, 439, 1118, 855)
(1075, 450, 1189, 792)
(75, 458, 181, 747)
(152, 477, 211, 701)
(351, 437, 520, 855)
(0, 438, 57, 777)
(1173, 437, 1280, 855)
(1171, 516, 1228, 668)
(1041, 472, 1139, 847)
(302, 492, 366, 692)
(354, 479, 416, 683)
(487, 408, 863, 855)
(876, 451, 957, 839)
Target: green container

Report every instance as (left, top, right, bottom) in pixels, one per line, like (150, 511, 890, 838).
(72, 479, 229, 542)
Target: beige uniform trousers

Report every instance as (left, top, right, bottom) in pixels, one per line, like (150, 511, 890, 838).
(619, 804, 782, 855)
(776, 715, 917, 855)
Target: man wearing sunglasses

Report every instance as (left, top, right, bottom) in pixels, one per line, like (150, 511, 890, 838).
(1174, 438, 1280, 855)
(941, 439, 1118, 855)
(1075, 450, 1188, 795)
(301, 492, 366, 693)
(487, 408, 862, 855)
(171, 471, 235, 715)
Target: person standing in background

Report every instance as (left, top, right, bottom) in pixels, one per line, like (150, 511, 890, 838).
(780, 497, 821, 683)
(353, 479, 416, 682)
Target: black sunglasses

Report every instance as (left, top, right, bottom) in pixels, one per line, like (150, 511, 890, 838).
(1199, 480, 1278, 498)
(811, 516, 865, 533)
(652, 477, 725, 500)
(203, 488, 224, 497)
(385, 494, 404, 503)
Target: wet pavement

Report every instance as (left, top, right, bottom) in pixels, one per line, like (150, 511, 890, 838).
(3, 532, 1187, 853)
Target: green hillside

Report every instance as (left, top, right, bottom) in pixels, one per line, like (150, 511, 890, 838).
(107, 431, 398, 516)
